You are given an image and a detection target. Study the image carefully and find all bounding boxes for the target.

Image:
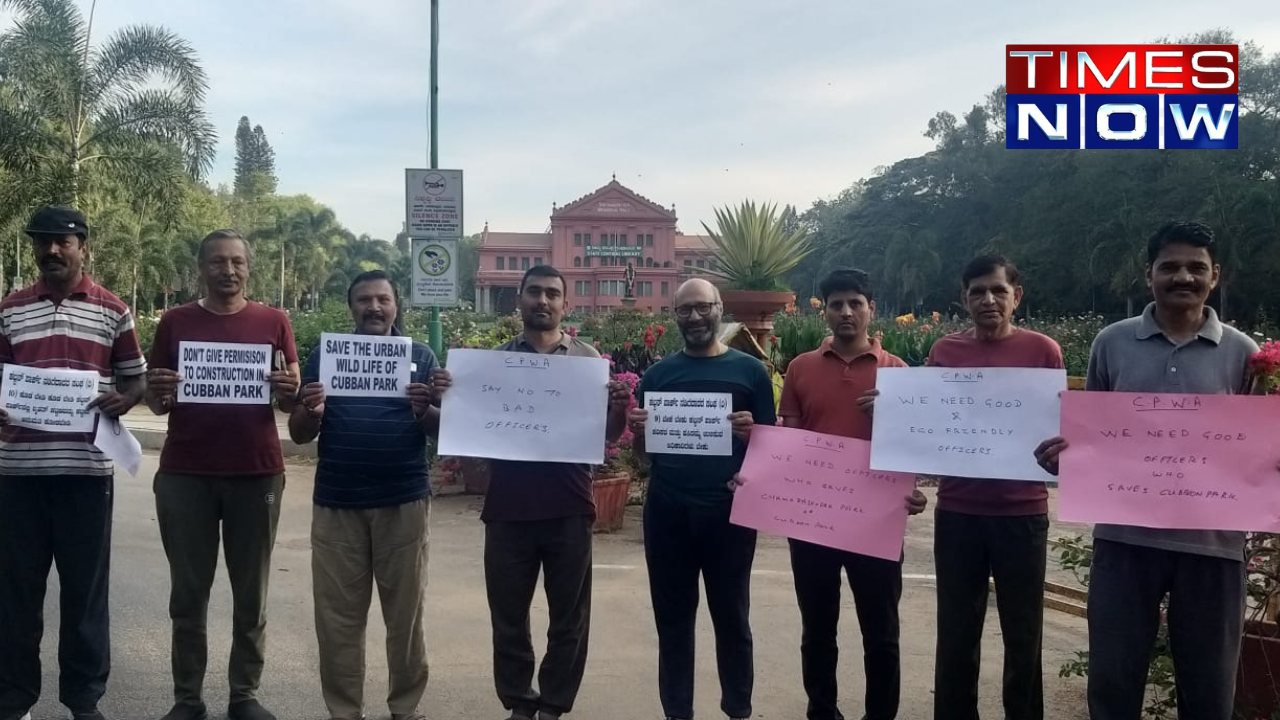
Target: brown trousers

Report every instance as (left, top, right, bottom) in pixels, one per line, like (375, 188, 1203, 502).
(312, 498, 431, 720)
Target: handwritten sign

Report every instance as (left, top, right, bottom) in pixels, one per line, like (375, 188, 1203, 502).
(437, 349, 609, 464)
(319, 332, 412, 398)
(177, 341, 271, 405)
(0, 365, 100, 433)
(870, 367, 1066, 481)
(1058, 392, 1280, 532)
(730, 426, 912, 561)
(643, 391, 732, 456)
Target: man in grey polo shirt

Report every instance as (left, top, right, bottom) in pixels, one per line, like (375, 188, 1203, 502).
(1035, 221, 1268, 720)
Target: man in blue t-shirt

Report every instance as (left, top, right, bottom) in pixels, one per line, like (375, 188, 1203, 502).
(289, 270, 439, 720)
(629, 278, 777, 720)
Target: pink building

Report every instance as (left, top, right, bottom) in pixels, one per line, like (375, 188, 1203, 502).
(474, 179, 721, 314)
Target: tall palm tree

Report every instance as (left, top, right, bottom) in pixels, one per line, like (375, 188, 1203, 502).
(0, 0, 216, 220)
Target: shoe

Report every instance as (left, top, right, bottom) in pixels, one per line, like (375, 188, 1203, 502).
(160, 702, 209, 720)
(227, 700, 277, 720)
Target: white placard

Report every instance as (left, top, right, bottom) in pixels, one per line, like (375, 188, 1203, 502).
(0, 365, 100, 432)
(178, 341, 272, 405)
(319, 333, 412, 397)
(405, 168, 463, 238)
(411, 238, 459, 307)
(438, 349, 609, 464)
(93, 418, 142, 476)
(870, 366, 1066, 482)
(643, 391, 733, 455)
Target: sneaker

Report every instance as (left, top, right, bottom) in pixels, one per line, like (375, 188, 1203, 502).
(227, 700, 277, 720)
(160, 703, 209, 720)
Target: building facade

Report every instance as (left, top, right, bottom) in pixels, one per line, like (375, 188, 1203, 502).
(475, 180, 720, 314)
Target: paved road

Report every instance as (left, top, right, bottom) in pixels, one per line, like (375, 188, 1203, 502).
(27, 455, 1090, 720)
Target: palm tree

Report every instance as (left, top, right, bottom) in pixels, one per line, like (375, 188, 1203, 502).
(0, 0, 216, 217)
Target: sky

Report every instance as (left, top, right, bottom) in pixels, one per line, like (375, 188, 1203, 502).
(6, 0, 1280, 241)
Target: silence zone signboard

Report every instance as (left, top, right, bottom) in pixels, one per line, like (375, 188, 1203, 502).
(405, 168, 463, 238)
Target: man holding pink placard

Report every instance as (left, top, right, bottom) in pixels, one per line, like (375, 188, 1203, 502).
(764, 268, 926, 720)
(1035, 222, 1272, 720)
(928, 255, 1064, 720)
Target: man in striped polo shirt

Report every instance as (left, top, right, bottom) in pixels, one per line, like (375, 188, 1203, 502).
(0, 205, 148, 720)
(289, 270, 439, 720)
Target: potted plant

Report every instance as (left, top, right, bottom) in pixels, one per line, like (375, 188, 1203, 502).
(593, 368, 641, 533)
(1236, 340, 1280, 715)
(701, 200, 812, 347)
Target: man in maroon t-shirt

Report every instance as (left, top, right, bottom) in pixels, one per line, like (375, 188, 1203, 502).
(927, 256, 1063, 720)
(145, 230, 299, 720)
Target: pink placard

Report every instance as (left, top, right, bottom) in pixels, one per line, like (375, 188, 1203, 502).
(1059, 391, 1280, 532)
(729, 425, 913, 561)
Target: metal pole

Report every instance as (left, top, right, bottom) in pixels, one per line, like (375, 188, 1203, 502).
(427, 0, 444, 356)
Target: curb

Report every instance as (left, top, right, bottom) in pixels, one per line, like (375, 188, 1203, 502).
(130, 428, 318, 460)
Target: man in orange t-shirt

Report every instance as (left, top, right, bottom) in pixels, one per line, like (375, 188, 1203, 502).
(775, 268, 927, 720)
(927, 256, 1063, 720)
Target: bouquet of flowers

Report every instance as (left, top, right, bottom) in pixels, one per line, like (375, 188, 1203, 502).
(1248, 340, 1280, 394)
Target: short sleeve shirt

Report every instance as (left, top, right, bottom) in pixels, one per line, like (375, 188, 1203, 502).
(1088, 303, 1257, 560)
(149, 301, 298, 477)
(482, 332, 604, 523)
(303, 332, 438, 508)
(0, 276, 147, 476)
(780, 338, 906, 439)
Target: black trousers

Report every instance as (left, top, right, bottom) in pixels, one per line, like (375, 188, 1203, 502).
(0, 475, 113, 718)
(1087, 539, 1244, 720)
(484, 515, 593, 717)
(789, 539, 903, 720)
(643, 490, 757, 720)
(933, 510, 1048, 720)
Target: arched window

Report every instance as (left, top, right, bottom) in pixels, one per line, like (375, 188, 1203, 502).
(573, 256, 582, 268)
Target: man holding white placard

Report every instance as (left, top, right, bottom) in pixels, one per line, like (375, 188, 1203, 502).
(628, 278, 775, 720)
(431, 265, 629, 720)
(927, 256, 1063, 720)
(145, 230, 299, 720)
(290, 270, 438, 720)
(774, 269, 926, 720)
(0, 205, 147, 720)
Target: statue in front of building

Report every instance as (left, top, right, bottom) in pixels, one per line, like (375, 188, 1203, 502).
(624, 261, 636, 298)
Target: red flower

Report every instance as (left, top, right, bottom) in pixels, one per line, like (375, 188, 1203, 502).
(656, 325, 666, 336)
(770, 335, 779, 346)
(625, 341, 633, 350)
(644, 331, 656, 348)
(567, 325, 578, 338)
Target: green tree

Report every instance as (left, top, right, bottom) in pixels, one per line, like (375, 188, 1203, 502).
(0, 0, 216, 213)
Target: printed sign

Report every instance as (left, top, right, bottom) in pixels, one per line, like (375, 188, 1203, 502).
(1058, 392, 1280, 532)
(1, 365, 100, 432)
(405, 168, 463, 238)
(411, 237, 459, 307)
(731, 426, 913, 561)
(643, 391, 732, 456)
(437, 349, 609, 464)
(870, 366, 1066, 481)
(178, 341, 272, 405)
(319, 332, 412, 398)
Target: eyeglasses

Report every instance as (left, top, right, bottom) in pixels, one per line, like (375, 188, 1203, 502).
(675, 302, 719, 318)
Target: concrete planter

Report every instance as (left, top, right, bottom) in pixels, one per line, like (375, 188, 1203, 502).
(721, 289, 794, 348)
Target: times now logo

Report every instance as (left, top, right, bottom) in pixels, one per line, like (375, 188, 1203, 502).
(1005, 44, 1238, 149)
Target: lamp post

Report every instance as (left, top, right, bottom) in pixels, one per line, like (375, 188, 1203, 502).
(426, 0, 443, 355)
